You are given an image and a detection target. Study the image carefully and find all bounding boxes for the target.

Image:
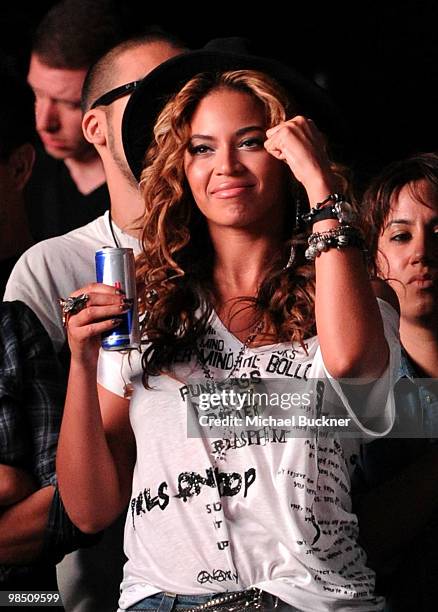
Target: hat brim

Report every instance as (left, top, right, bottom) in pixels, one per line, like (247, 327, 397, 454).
(122, 50, 342, 182)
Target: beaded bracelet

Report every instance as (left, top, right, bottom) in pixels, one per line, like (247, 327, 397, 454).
(305, 225, 366, 261)
(309, 224, 361, 242)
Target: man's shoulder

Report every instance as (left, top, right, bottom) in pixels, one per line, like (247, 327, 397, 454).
(0, 301, 47, 357)
(0, 301, 36, 330)
(3, 215, 109, 313)
(3, 217, 107, 348)
(12, 215, 109, 267)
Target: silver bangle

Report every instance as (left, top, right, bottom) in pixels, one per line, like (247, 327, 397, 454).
(305, 226, 366, 261)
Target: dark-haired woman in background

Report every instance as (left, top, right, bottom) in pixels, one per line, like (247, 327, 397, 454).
(356, 152, 438, 611)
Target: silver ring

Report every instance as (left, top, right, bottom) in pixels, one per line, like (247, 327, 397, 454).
(58, 293, 89, 326)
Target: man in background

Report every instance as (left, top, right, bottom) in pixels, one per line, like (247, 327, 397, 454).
(25, 0, 124, 241)
(0, 58, 97, 592)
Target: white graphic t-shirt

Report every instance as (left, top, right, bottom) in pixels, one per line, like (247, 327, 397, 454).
(98, 300, 400, 612)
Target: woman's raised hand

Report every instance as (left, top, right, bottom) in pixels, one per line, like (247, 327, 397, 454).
(65, 283, 131, 363)
(264, 116, 336, 204)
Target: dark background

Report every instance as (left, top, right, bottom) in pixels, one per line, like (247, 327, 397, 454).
(1, 1, 437, 189)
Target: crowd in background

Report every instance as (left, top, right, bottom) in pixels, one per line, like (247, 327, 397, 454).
(1, 2, 438, 612)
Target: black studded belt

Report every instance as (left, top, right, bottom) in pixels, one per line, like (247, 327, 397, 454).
(184, 588, 278, 611)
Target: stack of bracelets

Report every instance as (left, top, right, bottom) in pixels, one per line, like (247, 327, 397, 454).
(301, 193, 366, 261)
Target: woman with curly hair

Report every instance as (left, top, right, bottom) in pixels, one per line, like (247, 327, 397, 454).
(56, 45, 400, 611)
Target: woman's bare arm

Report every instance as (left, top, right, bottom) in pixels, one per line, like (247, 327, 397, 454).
(56, 283, 136, 534)
(265, 117, 389, 379)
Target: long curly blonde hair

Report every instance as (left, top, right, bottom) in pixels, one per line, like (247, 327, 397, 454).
(135, 69, 344, 383)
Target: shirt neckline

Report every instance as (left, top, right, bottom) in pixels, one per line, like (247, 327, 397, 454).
(210, 309, 314, 355)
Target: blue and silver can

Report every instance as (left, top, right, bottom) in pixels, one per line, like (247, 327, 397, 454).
(95, 247, 140, 350)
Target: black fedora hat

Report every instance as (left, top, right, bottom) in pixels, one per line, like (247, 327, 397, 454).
(122, 37, 343, 181)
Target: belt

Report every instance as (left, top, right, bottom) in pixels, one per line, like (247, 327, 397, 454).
(184, 588, 278, 611)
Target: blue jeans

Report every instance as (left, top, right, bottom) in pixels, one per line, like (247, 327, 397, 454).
(126, 590, 298, 610)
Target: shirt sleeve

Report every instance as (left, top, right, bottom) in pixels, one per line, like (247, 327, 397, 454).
(0, 301, 66, 486)
(0, 303, 100, 564)
(318, 298, 401, 438)
(4, 247, 67, 353)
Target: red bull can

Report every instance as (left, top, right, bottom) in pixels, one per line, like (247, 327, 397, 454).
(95, 247, 140, 350)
